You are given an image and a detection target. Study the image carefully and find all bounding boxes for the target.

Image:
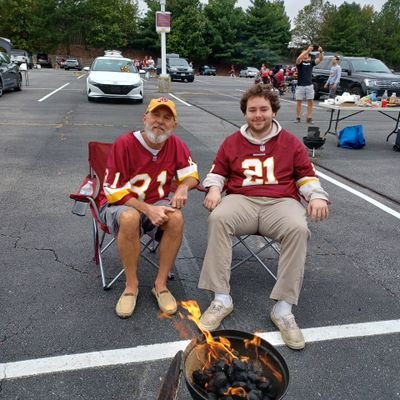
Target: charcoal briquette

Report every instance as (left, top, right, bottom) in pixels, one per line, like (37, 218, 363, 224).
(248, 389, 263, 400)
(233, 359, 247, 371)
(214, 371, 228, 388)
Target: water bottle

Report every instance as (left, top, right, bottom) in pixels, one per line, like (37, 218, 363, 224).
(79, 180, 94, 196)
(390, 92, 397, 104)
(381, 90, 388, 108)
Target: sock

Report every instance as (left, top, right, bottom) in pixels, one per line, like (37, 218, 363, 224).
(273, 300, 292, 317)
(214, 293, 233, 308)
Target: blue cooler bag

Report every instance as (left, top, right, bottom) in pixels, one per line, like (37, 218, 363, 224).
(338, 125, 366, 149)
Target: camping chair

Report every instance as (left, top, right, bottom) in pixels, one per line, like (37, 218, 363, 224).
(231, 235, 280, 281)
(198, 185, 280, 281)
(69, 141, 171, 290)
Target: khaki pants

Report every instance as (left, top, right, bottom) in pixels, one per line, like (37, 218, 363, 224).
(198, 195, 310, 305)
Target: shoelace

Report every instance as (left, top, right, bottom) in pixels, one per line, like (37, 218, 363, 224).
(281, 314, 298, 330)
(209, 302, 225, 314)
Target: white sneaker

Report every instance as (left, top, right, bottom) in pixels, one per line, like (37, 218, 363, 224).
(199, 300, 234, 331)
(270, 308, 305, 350)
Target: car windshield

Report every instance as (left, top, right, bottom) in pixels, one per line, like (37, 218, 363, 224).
(169, 58, 189, 67)
(248, 67, 258, 71)
(351, 59, 391, 74)
(11, 50, 25, 55)
(92, 58, 138, 73)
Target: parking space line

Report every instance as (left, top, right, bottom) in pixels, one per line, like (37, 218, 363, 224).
(38, 83, 70, 102)
(318, 171, 400, 219)
(168, 93, 192, 106)
(1, 319, 399, 380)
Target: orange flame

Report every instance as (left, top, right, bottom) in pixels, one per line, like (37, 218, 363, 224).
(179, 300, 238, 368)
(259, 354, 283, 383)
(225, 386, 247, 397)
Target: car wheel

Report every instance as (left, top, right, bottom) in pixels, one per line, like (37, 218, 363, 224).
(349, 86, 362, 97)
(15, 73, 22, 91)
(0, 79, 3, 97)
(188, 78, 194, 82)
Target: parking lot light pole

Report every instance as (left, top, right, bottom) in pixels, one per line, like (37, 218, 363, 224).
(158, 0, 171, 93)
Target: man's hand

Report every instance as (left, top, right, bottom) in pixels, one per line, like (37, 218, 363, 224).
(307, 199, 329, 222)
(146, 204, 176, 226)
(203, 186, 221, 211)
(170, 185, 189, 209)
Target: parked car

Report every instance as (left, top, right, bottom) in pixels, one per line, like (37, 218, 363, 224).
(157, 56, 194, 82)
(199, 65, 216, 76)
(64, 58, 82, 71)
(0, 51, 22, 97)
(85, 50, 143, 102)
(10, 49, 33, 69)
(239, 67, 259, 78)
(312, 56, 400, 99)
(36, 53, 52, 68)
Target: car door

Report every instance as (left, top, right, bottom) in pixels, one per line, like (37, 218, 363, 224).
(336, 59, 352, 94)
(0, 52, 13, 88)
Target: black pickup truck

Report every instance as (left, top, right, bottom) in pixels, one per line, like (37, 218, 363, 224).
(312, 56, 400, 99)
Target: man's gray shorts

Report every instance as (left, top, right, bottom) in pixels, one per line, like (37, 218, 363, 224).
(295, 84, 315, 100)
(100, 200, 169, 240)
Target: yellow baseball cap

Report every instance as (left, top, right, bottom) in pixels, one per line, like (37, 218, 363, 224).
(146, 97, 177, 120)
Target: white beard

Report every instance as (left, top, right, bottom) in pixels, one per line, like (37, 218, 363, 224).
(144, 125, 171, 144)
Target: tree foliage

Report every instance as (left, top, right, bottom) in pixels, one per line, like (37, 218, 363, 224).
(0, 0, 399, 70)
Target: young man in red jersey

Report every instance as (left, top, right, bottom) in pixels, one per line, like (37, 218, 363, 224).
(99, 98, 199, 318)
(198, 84, 329, 350)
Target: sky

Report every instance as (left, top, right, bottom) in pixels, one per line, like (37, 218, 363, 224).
(138, 1, 386, 24)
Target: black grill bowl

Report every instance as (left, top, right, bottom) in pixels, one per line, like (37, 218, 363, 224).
(183, 329, 289, 400)
(303, 136, 326, 149)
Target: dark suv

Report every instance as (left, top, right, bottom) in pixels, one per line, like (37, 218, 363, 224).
(312, 56, 400, 99)
(37, 53, 52, 68)
(0, 51, 22, 97)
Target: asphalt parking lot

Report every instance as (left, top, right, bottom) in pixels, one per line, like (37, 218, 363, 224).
(0, 69, 399, 400)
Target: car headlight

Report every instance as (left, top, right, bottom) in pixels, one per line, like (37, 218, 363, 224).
(169, 67, 178, 72)
(87, 77, 97, 85)
(364, 79, 377, 87)
(188, 67, 193, 73)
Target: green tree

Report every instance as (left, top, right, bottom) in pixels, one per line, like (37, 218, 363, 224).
(371, 0, 400, 69)
(320, 2, 375, 56)
(239, 0, 291, 66)
(130, 0, 161, 53)
(166, 0, 210, 61)
(84, 0, 139, 49)
(291, 0, 334, 48)
(202, 0, 245, 63)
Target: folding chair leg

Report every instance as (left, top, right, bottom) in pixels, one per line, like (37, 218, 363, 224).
(231, 235, 278, 281)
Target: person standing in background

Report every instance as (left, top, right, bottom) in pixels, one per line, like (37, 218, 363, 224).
(295, 44, 324, 123)
(324, 56, 342, 98)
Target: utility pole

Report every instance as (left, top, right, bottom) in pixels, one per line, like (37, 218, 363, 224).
(157, 0, 171, 93)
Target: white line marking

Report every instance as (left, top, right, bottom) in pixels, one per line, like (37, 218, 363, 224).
(168, 93, 192, 106)
(2, 319, 400, 380)
(38, 83, 70, 102)
(317, 171, 400, 219)
(76, 74, 86, 80)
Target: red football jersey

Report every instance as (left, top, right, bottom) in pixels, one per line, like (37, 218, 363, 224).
(99, 131, 198, 206)
(209, 129, 316, 200)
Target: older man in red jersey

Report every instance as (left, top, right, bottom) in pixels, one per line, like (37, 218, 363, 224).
(99, 98, 199, 318)
(198, 84, 329, 350)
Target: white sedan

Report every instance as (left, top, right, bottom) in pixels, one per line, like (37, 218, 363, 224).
(85, 55, 143, 102)
(239, 67, 259, 78)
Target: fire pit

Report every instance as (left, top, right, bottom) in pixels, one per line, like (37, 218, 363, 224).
(183, 329, 289, 400)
